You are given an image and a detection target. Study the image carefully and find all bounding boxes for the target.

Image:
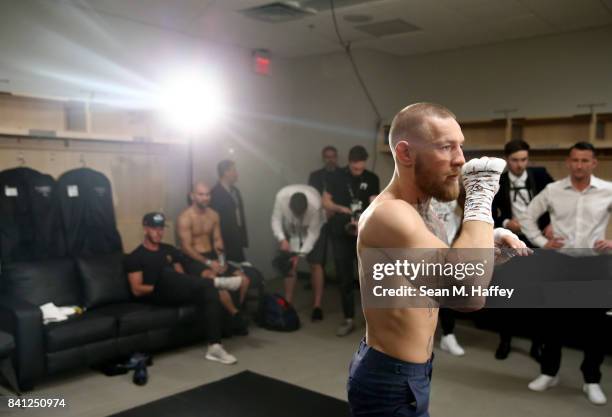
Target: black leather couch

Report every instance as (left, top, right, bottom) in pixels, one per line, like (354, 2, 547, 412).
(0, 253, 208, 391)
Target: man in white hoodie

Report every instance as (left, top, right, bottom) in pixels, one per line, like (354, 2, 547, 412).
(271, 184, 325, 321)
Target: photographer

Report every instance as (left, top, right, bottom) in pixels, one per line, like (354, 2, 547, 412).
(323, 145, 380, 336)
(271, 185, 326, 321)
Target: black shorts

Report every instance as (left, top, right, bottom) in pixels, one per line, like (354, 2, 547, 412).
(185, 251, 239, 277)
(306, 224, 327, 265)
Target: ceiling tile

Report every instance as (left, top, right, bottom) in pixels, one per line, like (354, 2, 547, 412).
(71, 0, 215, 32)
(11, 0, 612, 60)
(518, 0, 612, 30)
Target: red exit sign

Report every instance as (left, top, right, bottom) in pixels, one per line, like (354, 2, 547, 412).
(253, 50, 271, 75)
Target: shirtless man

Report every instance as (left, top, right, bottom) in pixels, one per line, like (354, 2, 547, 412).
(177, 182, 251, 335)
(348, 103, 529, 417)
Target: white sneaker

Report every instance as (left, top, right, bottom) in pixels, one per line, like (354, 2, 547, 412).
(583, 383, 607, 405)
(205, 343, 237, 365)
(440, 334, 465, 356)
(336, 319, 354, 337)
(528, 374, 559, 392)
(214, 276, 242, 291)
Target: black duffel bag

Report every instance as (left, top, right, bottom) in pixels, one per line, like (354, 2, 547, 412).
(257, 293, 300, 332)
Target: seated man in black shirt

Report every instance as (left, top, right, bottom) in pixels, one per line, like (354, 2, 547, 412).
(124, 212, 237, 365)
(322, 145, 380, 336)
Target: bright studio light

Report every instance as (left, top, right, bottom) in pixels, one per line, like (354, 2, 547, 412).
(157, 72, 225, 133)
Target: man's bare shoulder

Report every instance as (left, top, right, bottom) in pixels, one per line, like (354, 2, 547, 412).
(358, 198, 423, 248)
(206, 207, 220, 221)
(366, 198, 419, 220)
(177, 207, 193, 225)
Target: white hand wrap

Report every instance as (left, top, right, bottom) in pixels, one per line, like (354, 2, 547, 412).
(461, 157, 506, 224)
(493, 228, 518, 245)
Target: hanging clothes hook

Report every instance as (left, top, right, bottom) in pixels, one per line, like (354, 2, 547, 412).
(79, 153, 86, 167)
(17, 152, 25, 166)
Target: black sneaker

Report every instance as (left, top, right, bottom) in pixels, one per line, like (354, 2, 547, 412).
(495, 340, 511, 360)
(231, 312, 249, 336)
(311, 307, 323, 322)
(132, 362, 148, 386)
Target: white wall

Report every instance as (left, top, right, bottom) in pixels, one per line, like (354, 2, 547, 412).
(280, 25, 612, 190)
(284, 48, 404, 193)
(395, 25, 612, 120)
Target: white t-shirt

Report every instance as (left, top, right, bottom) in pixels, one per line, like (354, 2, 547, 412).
(271, 184, 325, 254)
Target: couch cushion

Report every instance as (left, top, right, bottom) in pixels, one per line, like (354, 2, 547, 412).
(92, 302, 178, 336)
(177, 305, 199, 323)
(46, 339, 117, 375)
(1, 258, 81, 307)
(45, 314, 116, 353)
(76, 252, 131, 309)
(0, 331, 15, 356)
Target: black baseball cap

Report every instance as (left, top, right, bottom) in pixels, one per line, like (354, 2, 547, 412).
(142, 212, 167, 228)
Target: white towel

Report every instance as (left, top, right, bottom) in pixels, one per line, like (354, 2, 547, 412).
(39, 302, 80, 325)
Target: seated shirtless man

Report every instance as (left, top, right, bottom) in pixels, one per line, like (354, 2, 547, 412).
(177, 182, 250, 335)
(348, 103, 529, 417)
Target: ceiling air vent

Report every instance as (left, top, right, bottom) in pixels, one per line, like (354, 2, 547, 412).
(241, 2, 316, 23)
(354, 19, 421, 37)
(302, 0, 384, 12)
(241, 0, 383, 22)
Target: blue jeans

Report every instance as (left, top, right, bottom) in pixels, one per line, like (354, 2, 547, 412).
(348, 339, 433, 417)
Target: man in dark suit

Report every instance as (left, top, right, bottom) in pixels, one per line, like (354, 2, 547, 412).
(210, 160, 248, 263)
(492, 139, 554, 360)
(210, 160, 265, 316)
(308, 145, 339, 194)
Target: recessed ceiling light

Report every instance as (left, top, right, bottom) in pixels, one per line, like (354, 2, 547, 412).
(343, 14, 373, 23)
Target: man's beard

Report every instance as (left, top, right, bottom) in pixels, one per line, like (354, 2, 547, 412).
(324, 162, 336, 171)
(415, 155, 460, 202)
(196, 202, 208, 210)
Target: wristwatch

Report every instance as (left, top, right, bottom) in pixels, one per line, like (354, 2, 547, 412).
(205, 259, 212, 266)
